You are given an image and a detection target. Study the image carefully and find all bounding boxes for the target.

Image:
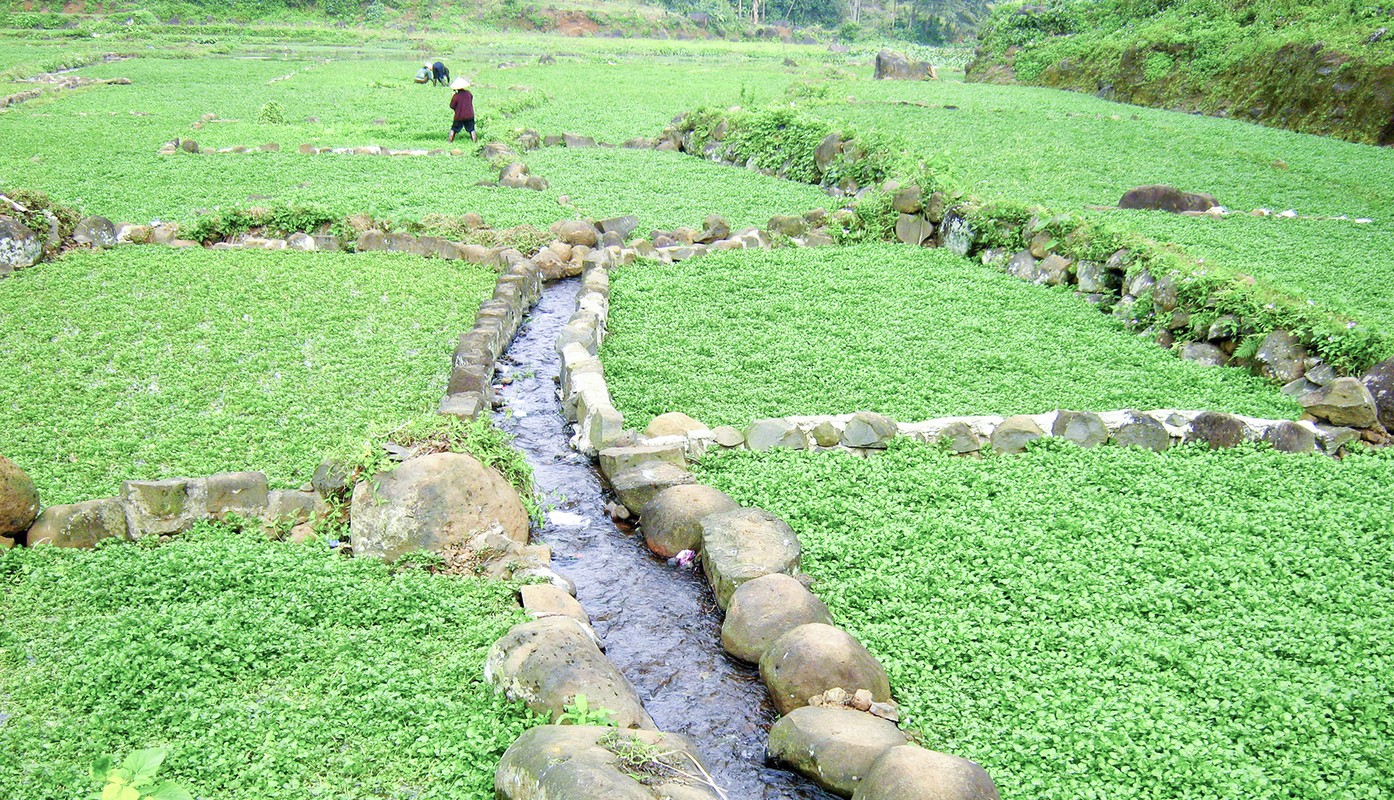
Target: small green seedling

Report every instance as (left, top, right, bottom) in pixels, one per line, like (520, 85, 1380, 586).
(554, 693, 618, 727)
(89, 748, 193, 800)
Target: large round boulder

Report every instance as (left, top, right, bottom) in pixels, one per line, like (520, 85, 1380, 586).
(349, 452, 529, 562)
(640, 484, 738, 558)
(0, 456, 40, 538)
(485, 616, 654, 729)
(852, 746, 999, 800)
(760, 623, 891, 716)
(722, 573, 833, 664)
(495, 725, 720, 800)
(768, 706, 908, 796)
(553, 219, 599, 247)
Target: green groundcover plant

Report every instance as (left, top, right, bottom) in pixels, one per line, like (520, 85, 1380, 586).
(602, 244, 1297, 428)
(0, 247, 496, 504)
(0, 520, 535, 799)
(696, 439, 1394, 800)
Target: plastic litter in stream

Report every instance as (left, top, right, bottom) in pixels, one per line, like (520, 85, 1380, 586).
(667, 549, 696, 568)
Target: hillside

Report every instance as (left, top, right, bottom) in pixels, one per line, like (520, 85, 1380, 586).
(966, 0, 1394, 146)
(1, 0, 994, 42)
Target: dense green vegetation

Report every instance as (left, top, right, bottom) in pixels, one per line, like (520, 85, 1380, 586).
(0, 521, 534, 799)
(970, 0, 1394, 145)
(0, 43, 834, 229)
(1124, 213, 1394, 336)
(0, 247, 495, 504)
(602, 244, 1297, 428)
(697, 440, 1394, 800)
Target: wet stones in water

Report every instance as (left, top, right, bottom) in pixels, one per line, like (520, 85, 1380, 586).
(767, 706, 908, 797)
(495, 725, 721, 800)
(640, 484, 738, 559)
(700, 507, 802, 609)
(349, 452, 529, 561)
(485, 616, 656, 730)
(0, 455, 40, 541)
(721, 573, 833, 664)
(759, 623, 892, 716)
(609, 461, 695, 515)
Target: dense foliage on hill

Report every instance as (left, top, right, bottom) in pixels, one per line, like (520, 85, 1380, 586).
(968, 0, 1394, 145)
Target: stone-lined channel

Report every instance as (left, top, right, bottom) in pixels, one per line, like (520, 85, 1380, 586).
(493, 277, 838, 800)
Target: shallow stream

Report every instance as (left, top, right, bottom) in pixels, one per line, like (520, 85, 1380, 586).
(493, 278, 836, 800)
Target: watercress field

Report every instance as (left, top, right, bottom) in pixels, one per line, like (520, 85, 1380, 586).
(3, 20, 1392, 800)
(0, 521, 533, 800)
(601, 244, 1297, 428)
(696, 441, 1394, 800)
(0, 247, 496, 504)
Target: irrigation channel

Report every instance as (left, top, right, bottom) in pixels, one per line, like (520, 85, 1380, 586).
(493, 278, 837, 800)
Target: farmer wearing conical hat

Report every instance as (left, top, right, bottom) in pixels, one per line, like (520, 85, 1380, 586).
(448, 78, 476, 143)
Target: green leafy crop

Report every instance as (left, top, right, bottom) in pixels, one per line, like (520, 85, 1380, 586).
(0, 247, 497, 504)
(602, 244, 1297, 429)
(0, 520, 534, 799)
(696, 441, 1394, 800)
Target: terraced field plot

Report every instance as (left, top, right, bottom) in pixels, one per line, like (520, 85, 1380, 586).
(602, 244, 1297, 429)
(697, 441, 1394, 800)
(0, 247, 495, 503)
(0, 40, 831, 230)
(804, 76, 1394, 337)
(0, 521, 532, 800)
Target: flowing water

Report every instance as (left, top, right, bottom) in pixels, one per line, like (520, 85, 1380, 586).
(493, 278, 837, 800)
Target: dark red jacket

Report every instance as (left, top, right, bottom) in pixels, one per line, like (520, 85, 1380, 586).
(449, 90, 474, 121)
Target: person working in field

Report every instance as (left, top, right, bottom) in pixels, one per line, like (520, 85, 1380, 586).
(448, 78, 476, 143)
(415, 61, 450, 86)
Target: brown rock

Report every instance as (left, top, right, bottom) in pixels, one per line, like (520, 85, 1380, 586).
(27, 498, 128, 547)
(768, 706, 908, 797)
(0, 456, 40, 538)
(1118, 185, 1218, 214)
(640, 484, 738, 558)
(852, 745, 1000, 800)
(1299, 377, 1380, 428)
(722, 573, 834, 663)
(644, 412, 707, 438)
(349, 452, 530, 562)
(760, 623, 891, 716)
